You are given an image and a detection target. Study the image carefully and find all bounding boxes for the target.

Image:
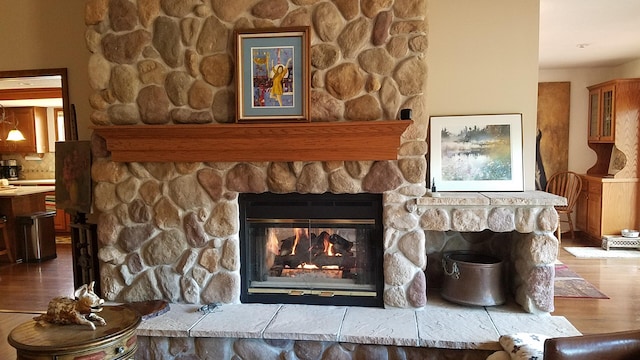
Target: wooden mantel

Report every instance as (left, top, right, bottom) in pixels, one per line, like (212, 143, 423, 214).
(91, 120, 412, 163)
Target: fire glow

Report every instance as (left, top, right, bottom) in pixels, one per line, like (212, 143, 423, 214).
(266, 227, 355, 277)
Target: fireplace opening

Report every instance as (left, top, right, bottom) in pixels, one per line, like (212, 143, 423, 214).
(239, 193, 384, 307)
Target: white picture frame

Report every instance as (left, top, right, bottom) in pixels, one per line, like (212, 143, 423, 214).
(429, 114, 524, 192)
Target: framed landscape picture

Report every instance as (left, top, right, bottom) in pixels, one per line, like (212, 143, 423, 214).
(235, 27, 310, 123)
(429, 114, 524, 192)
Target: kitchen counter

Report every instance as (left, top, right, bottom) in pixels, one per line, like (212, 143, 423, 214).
(0, 186, 56, 263)
(8, 179, 55, 186)
(0, 186, 55, 197)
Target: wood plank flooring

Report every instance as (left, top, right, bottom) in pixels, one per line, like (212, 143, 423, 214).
(0, 236, 638, 358)
(0, 243, 75, 359)
(553, 236, 640, 334)
(0, 243, 74, 312)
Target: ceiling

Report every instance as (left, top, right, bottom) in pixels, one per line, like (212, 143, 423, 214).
(539, 0, 640, 69)
(0, 75, 62, 108)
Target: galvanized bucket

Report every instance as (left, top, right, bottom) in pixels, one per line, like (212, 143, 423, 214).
(441, 251, 505, 306)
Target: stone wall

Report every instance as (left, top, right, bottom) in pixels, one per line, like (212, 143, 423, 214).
(87, 0, 430, 309)
(136, 336, 493, 360)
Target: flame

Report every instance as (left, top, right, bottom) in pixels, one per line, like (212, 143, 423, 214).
(327, 243, 334, 256)
(291, 228, 309, 255)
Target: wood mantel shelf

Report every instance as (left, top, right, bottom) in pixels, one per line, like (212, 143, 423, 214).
(91, 120, 412, 163)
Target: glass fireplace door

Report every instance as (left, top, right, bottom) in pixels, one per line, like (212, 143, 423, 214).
(239, 193, 383, 307)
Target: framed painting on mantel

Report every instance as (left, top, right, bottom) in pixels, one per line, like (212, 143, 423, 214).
(235, 27, 310, 123)
(429, 114, 524, 192)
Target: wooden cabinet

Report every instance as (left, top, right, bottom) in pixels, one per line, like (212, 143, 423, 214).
(576, 175, 640, 242)
(578, 79, 640, 242)
(586, 79, 640, 178)
(44, 190, 70, 234)
(0, 107, 49, 154)
(53, 207, 71, 234)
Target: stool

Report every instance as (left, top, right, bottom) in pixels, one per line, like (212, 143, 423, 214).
(0, 216, 14, 263)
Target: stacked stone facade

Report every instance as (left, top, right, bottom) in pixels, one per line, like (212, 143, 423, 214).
(87, 0, 431, 309)
(135, 337, 493, 360)
(87, 0, 558, 318)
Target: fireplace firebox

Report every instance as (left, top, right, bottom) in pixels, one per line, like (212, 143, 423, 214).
(239, 193, 384, 307)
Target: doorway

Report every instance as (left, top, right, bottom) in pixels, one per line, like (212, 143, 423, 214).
(0, 68, 77, 310)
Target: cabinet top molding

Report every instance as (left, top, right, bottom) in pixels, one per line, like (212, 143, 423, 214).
(91, 120, 412, 163)
(587, 77, 640, 89)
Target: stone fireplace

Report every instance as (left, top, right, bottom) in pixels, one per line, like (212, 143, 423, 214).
(87, 0, 561, 317)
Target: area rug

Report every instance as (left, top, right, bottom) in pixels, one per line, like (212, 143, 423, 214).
(563, 246, 640, 259)
(554, 264, 609, 299)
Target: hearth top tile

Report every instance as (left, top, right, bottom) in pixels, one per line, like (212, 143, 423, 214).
(339, 307, 419, 347)
(190, 303, 282, 339)
(481, 191, 567, 206)
(136, 303, 206, 337)
(417, 191, 566, 207)
(133, 300, 582, 350)
(486, 304, 581, 337)
(263, 304, 346, 342)
(416, 296, 501, 350)
(417, 192, 490, 206)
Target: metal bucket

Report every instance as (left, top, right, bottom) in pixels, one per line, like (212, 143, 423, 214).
(441, 251, 505, 306)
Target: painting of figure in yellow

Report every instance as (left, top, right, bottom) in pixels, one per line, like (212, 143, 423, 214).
(252, 47, 294, 108)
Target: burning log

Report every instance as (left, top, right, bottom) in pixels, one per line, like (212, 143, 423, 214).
(329, 234, 353, 255)
(278, 235, 297, 256)
(310, 231, 331, 257)
(271, 230, 356, 273)
(312, 254, 346, 267)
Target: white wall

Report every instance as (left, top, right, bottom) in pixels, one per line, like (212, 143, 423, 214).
(427, 0, 541, 190)
(539, 60, 640, 174)
(613, 59, 640, 78)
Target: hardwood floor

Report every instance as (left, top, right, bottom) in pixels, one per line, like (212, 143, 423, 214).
(0, 243, 74, 312)
(553, 235, 640, 334)
(0, 236, 638, 358)
(0, 243, 74, 359)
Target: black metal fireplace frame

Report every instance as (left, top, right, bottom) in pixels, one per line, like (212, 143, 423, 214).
(238, 192, 384, 307)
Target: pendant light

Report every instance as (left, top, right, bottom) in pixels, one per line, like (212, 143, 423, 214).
(6, 128, 26, 141)
(0, 104, 26, 142)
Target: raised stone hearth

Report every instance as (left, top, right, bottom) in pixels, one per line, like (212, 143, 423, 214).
(133, 296, 580, 359)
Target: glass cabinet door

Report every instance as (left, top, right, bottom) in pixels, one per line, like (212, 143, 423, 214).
(588, 90, 600, 140)
(599, 85, 615, 141)
(587, 85, 616, 143)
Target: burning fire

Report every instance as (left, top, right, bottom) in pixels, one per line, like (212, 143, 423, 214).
(267, 227, 356, 280)
(290, 228, 309, 255)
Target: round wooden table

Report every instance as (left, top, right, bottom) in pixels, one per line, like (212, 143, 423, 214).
(8, 305, 141, 360)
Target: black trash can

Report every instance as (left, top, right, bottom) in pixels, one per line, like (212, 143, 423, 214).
(17, 211, 57, 262)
